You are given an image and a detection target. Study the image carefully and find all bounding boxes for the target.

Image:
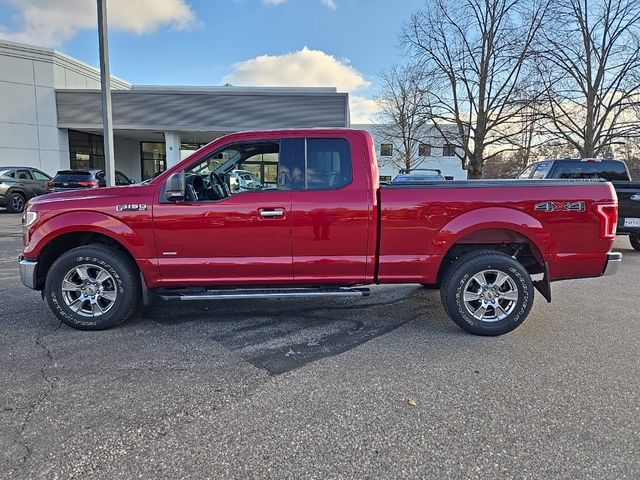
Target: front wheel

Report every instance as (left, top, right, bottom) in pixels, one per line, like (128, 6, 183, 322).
(440, 250, 534, 336)
(630, 233, 640, 252)
(45, 245, 140, 330)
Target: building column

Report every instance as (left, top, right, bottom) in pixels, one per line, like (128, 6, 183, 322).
(164, 131, 181, 168)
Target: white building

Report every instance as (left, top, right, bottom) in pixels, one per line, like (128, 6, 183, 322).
(352, 124, 468, 181)
(0, 39, 349, 182)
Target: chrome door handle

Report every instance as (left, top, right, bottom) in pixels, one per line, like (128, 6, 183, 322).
(259, 208, 285, 218)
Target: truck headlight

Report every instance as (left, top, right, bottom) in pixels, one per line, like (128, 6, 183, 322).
(22, 210, 38, 229)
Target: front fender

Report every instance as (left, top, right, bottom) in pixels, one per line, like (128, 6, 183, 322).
(25, 210, 151, 260)
(432, 207, 552, 256)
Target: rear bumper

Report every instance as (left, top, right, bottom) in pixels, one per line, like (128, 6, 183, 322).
(18, 256, 38, 289)
(603, 252, 622, 276)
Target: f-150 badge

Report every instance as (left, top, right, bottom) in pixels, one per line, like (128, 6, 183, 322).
(116, 204, 148, 212)
(535, 201, 585, 212)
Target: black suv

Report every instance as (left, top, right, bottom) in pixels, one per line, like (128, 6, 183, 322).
(0, 166, 52, 213)
(48, 169, 135, 192)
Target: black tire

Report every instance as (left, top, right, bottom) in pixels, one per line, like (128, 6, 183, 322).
(440, 250, 534, 336)
(630, 233, 640, 252)
(44, 245, 140, 330)
(6, 192, 26, 213)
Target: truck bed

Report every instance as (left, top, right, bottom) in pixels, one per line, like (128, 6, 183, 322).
(378, 179, 617, 284)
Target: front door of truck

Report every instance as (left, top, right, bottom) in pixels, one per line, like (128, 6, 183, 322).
(153, 138, 294, 287)
(290, 134, 372, 284)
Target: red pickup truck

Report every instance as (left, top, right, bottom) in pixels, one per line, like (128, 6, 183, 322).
(19, 129, 621, 336)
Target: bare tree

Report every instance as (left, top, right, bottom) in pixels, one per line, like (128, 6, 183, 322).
(374, 64, 432, 172)
(402, 0, 551, 178)
(537, 0, 640, 158)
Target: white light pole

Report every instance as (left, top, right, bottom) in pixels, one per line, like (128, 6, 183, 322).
(97, 0, 115, 186)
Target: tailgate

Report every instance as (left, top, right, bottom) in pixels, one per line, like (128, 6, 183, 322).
(613, 182, 640, 231)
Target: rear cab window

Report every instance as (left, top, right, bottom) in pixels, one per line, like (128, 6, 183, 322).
(551, 160, 630, 181)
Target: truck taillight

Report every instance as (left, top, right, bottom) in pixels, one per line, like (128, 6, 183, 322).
(594, 202, 618, 239)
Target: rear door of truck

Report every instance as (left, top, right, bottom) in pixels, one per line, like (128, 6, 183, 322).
(289, 132, 373, 284)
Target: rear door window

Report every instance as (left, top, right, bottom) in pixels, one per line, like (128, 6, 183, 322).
(16, 169, 33, 180)
(292, 138, 353, 190)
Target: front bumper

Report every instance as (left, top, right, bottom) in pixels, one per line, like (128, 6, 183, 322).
(18, 256, 38, 289)
(603, 252, 622, 276)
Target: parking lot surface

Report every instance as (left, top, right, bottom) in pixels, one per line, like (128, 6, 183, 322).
(0, 210, 638, 479)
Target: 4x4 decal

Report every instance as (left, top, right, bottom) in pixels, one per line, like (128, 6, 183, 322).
(535, 201, 585, 212)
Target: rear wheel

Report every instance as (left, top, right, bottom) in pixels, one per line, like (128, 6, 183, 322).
(45, 245, 140, 330)
(7, 192, 26, 213)
(630, 233, 640, 252)
(440, 250, 534, 336)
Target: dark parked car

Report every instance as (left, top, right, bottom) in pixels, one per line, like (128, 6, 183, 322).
(0, 166, 52, 213)
(48, 169, 135, 192)
(517, 158, 640, 250)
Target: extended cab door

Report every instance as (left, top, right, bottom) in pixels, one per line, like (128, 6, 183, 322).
(152, 137, 294, 287)
(290, 133, 373, 284)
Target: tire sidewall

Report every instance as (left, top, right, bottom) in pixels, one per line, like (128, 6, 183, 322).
(46, 248, 136, 330)
(448, 256, 533, 336)
(630, 233, 640, 251)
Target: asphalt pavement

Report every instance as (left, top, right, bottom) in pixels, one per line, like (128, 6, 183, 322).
(0, 210, 638, 479)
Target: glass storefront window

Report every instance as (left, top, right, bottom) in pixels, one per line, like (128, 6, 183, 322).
(140, 142, 167, 180)
(69, 130, 105, 170)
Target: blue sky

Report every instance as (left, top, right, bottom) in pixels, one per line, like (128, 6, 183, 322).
(0, 0, 426, 121)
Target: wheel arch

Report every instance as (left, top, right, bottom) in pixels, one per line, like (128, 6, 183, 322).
(433, 208, 550, 289)
(34, 229, 141, 291)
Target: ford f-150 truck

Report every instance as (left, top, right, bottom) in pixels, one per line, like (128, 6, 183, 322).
(18, 129, 622, 336)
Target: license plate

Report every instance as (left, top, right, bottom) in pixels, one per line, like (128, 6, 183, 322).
(624, 218, 640, 228)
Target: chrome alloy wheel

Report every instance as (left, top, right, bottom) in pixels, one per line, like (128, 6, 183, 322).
(61, 264, 118, 317)
(462, 269, 519, 322)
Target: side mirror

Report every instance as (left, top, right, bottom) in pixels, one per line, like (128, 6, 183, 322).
(129, 178, 136, 184)
(165, 171, 185, 202)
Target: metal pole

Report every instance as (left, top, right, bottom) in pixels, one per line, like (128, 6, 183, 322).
(97, 0, 115, 186)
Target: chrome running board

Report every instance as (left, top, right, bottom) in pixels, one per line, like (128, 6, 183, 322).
(160, 287, 370, 301)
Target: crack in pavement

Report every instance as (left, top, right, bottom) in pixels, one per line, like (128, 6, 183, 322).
(12, 320, 63, 469)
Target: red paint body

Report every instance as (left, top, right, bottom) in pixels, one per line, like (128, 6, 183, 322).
(24, 129, 617, 291)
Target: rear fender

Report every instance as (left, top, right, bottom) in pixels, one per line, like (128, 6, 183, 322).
(433, 207, 552, 257)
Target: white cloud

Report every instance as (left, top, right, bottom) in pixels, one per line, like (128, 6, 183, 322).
(0, 0, 196, 47)
(224, 47, 378, 123)
(224, 47, 369, 91)
(320, 0, 337, 9)
(262, 0, 288, 4)
(350, 95, 378, 124)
